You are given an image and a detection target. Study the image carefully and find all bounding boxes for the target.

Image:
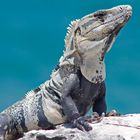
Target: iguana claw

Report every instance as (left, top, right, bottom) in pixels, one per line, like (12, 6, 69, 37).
(106, 110, 121, 117)
(72, 113, 104, 131)
(72, 116, 92, 131)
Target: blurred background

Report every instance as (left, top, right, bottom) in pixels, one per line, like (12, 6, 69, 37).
(0, 0, 139, 114)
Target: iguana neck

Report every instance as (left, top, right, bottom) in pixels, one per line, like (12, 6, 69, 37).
(59, 41, 106, 84)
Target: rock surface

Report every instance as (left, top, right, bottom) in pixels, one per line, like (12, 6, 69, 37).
(18, 114, 140, 140)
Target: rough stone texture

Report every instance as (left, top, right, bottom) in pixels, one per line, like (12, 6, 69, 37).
(18, 114, 140, 140)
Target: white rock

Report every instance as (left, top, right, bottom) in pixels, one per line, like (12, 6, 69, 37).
(18, 114, 140, 140)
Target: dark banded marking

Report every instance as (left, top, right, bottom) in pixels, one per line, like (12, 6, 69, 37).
(36, 94, 53, 129)
(18, 108, 28, 132)
(34, 87, 41, 93)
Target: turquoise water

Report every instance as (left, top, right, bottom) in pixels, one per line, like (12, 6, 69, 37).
(0, 0, 140, 114)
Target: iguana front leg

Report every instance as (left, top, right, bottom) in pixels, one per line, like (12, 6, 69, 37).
(61, 73, 92, 131)
(93, 82, 120, 117)
(93, 82, 107, 116)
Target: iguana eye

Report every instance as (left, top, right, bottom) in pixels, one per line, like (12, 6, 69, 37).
(94, 11, 106, 18)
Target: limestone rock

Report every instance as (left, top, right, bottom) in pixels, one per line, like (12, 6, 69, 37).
(18, 114, 140, 140)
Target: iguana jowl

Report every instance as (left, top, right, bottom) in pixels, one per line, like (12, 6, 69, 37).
(0, 5, 132, 140)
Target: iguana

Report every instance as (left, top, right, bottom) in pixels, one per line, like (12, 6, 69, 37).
(0, 5, 132, 140)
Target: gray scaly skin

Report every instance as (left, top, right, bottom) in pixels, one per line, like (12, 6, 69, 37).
(0, 5, 132, 140)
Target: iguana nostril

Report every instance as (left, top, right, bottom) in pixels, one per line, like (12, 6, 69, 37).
(119, 7, 123, 12)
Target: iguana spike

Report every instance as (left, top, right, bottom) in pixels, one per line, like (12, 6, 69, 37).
(65, 19, 79, 48)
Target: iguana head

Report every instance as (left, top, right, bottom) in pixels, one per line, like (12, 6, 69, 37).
(62, 5, 132, 83)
